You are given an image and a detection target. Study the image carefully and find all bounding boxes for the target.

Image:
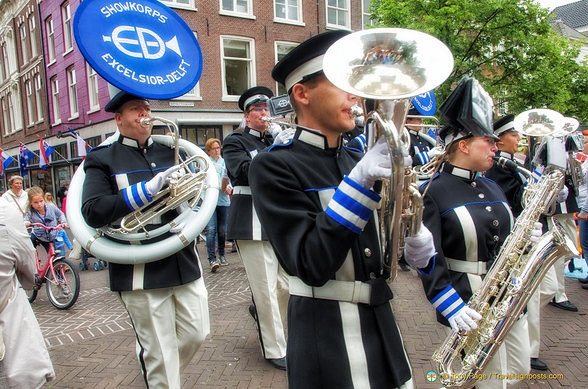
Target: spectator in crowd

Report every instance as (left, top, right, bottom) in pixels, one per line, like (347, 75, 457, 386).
(204, 138, 231, 272)
(1, 176, 28, 217)
(57, 182, 69, 208)
(24, 186, 68, 253)
(0, 194, 55, 387)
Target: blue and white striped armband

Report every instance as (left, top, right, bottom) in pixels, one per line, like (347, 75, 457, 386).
(417, 151, 430, 165)
(123, 181, 152, 211)
(430, 285, 465, 320)
(325, 176, 381, 234)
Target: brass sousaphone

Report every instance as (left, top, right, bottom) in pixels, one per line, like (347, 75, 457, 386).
(323, 28, 454, 280)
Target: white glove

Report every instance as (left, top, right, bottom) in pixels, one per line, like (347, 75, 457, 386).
(428, 146, 444, 158)
(402, 147, 412, 167)
(529, 222, 543, 243)
(170, 203, 192, 233)
(273, 128, 296, 145)
(448, 305, 482, 333)
(348, 135, 392, 189)
(556, 185, 568, 203)
(145, 165, 183, 197)
(404, 223, 436, 268)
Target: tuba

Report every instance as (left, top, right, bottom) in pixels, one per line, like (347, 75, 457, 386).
(323, 28, 454, 280)
(66, 118, 219, 264)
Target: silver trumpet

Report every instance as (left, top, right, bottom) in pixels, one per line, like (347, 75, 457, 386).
(323, 28, 454, 280)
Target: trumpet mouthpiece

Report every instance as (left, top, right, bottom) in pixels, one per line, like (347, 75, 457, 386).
(140, 118, 153, 127)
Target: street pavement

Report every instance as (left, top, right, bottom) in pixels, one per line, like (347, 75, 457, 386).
(33, 242, 587, 388)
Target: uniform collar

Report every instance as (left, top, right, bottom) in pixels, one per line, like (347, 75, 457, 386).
(495, 150, 514, 160)
(118, 135, 154, 149)
(441, 163, 478, 182)
(244, 127, 265, 139)
(295, 126, 340, 151)
(408, 129, 421, 137)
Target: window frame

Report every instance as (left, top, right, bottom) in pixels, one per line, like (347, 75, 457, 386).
(25, 79, 35, 126)
(274, 41, 297, 95)
(46, 16, 56, 64)
(220, 36, 255, 101)
(326, 0, 351, 30)
(361, 0, 373, 28)
(67, 66, 79, 119)
(219, 0, 255, 19)
(273, 0, 303, 25)
(86, 63, 100, 112)
(51, 76, 61, 124)
(159, 0, 196, 10)
(34, 74, 43, 122)
(62, 2, 73, 53)
(19, 23, 29, 64)
(28, 15, 38, 58)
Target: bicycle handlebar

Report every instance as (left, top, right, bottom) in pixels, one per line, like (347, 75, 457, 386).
(29, 223, 67, 231)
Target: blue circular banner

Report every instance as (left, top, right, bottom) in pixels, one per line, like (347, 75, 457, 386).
(73, 0, 203, 100)
(412, 91, 436, 116)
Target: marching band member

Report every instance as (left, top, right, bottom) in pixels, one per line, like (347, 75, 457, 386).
(418, 101, 531, 387)
(485, 114, 552, 371)
(250, 30, 432, 389)
(81, 90, 210, 388)
(530, 134, 580, 312)
(406, 107, 439, 168)
(222, 86, 289, 370)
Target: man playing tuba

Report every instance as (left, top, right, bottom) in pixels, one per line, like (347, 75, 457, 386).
(81, 90, 210, 388)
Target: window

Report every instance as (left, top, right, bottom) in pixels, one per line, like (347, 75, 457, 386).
(183, 125, 222, 148)
(5, 92, 16, 134)
(326, 0, 350, 30)
(362, 0, 373, 28)
(67, 67, 78, 118)
(274, 0, 302, 24)
(160, 0, 194, 7)
(29, 16, 38, 58)
(62, 2, 73, 52)
(221, 37, 254, 99)
(19, 23, 29, 64)
(275, 41, 297, 95)
(25, 79, 35, 125)
(1, 96, 11, 135)
(46, 17, 55, 62)
(86, 63, 100, 110)
(220, 0, 252, 17)
(51, 76, 60, 124)
(174, 32, 201, 100)
(0, 42, 8, 80)
(35, 75, 43, 121)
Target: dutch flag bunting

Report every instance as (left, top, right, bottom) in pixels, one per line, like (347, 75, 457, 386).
(0, 148, 14, 176)
(39, 138, 55, 169)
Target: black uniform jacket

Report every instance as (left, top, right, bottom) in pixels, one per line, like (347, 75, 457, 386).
(409, 129, 436, 166)
(419, 163, 513, 326)
(222, 127, 272, 241)
(485, 150, 527, 218)
(81, 135, 201, 291)
(250, 127, 411, 389)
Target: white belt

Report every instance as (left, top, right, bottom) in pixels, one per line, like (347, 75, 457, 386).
(446, 258, 489, 275)
(289, 276, 372, 304)
(233, 186, 251, 195)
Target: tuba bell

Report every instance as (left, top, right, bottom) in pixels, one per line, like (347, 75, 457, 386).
(323, 28, 454, 280)
(66, 118, 219, 264)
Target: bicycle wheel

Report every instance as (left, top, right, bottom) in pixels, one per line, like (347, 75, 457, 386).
(46, 259, 80, 309)
(25, 285, 38, 303)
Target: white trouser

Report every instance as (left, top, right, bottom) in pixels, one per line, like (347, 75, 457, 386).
(465, 275, 530, 389)
(527, 265, 557, 357)
(119, 278, 210, 389)
(237, 240, 288, 359)
(546, 214, 578, 302)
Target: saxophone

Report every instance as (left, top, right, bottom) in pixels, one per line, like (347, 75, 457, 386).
(433, 167, 578, 389)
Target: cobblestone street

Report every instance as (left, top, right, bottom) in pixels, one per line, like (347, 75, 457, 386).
(33, 242, 588, 388)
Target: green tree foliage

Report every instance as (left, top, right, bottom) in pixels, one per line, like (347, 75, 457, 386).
(369, 0, 587, 121)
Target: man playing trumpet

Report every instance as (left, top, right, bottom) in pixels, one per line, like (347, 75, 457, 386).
(81, 90, 210, 388)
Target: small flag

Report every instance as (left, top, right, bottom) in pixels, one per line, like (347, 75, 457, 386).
(19, 143, 35, 177)
(39, 138, 55, 169)
(1, 148, 14, 176)
(68, 127, 87, 158)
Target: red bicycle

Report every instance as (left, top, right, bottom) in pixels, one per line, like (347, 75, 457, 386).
(25, 223, 80, 310)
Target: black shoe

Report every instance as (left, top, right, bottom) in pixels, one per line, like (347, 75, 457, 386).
(267, 357, 286, 371)
(248, 304, 258, 321)
(549, 299, 578, 312)
(530, 357, 548, 371)
(398, 259, 411, 272)
(582, 283, 588, 290)
(579, 276, 588, 284)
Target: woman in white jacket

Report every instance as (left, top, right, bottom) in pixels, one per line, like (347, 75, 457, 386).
(0, 195, 55, 388)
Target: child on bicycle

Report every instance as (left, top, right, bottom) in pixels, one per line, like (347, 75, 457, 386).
(24, 186, 69, 253)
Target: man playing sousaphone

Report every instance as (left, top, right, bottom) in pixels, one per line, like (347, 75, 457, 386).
(81, 90, 210, 388)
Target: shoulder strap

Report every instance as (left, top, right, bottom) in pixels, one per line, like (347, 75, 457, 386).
(10, 193, 25, 216)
